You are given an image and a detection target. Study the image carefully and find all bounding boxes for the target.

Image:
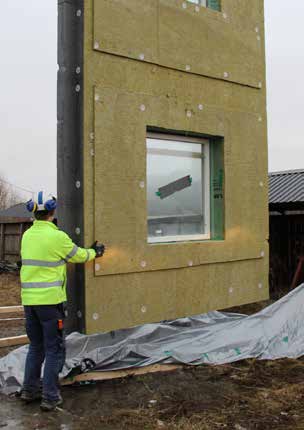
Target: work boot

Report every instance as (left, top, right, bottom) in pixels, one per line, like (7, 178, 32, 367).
(20, 389, 42, 403)
(40, 395, 63, 412)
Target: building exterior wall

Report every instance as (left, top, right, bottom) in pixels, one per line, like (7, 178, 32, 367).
(77, 0, 268, 333)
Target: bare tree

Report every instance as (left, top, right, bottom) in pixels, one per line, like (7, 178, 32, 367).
(0, 176, 22, 210)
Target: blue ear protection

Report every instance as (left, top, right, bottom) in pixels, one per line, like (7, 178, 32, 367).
(26, 200, 37, 213)
(44, 197, 57, 211)
(26, 192, 57, 213)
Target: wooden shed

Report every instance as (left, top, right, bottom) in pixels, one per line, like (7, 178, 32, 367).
(269, 170, 304, 291)
(0, 204, 33, 262)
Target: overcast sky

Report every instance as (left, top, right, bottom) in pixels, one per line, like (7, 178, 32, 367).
(0, 1, 303, 200)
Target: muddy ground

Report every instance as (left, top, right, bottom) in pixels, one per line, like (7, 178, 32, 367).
(0, 273, 21, 306)
(2, 275, 304, 429)
(2, 358, 304, 430)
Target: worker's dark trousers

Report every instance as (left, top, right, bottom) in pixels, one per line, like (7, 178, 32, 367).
(22, 304, 66, 401)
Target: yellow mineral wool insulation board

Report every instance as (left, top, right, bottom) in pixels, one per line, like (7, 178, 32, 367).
(81, 0, 268, 333)
(85, 254, 269, 334)
(92, 83, 267, 276)
(93, 0, 265, 88)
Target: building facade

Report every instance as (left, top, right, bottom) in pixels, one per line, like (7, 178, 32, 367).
(58, 0, 268, 333)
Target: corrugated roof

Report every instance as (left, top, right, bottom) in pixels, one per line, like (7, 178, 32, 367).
(269, 169, 304, 204)
(0, 203, 31, 219)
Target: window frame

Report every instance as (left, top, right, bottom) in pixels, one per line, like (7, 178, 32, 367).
(187, 0, 207, 6)
(146, 132, 211, 244)
(186, 0, 221, 11)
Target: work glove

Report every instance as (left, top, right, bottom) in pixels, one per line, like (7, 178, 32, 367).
(90, 241, 106, 257)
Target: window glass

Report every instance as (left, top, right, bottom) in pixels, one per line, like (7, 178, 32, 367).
(187, 0, 206, 5)
(187, 0, 221, 11)
(147, 135, 210, 243)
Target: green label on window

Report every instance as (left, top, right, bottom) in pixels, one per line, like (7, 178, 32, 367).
(208, 0, 221, 11)
(210, 138, 224, 240)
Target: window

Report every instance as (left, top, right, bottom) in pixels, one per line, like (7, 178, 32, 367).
(147, 133, 210, 243)
(187, 0, 206, 5)
(187, 0, 221, 11)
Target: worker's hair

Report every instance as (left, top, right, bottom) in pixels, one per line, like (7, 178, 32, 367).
(34, 209, 55, 221)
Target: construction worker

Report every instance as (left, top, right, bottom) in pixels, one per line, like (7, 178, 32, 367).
(19, 192, 105, 411)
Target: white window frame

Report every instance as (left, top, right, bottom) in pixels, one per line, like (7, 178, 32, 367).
(187, 0, 207, 7)
(147, 133, 210, 244)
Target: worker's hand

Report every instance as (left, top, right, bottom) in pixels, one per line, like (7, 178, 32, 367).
(90, 241, 106, 258)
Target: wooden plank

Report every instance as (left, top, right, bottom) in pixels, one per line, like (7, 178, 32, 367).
(0, 224, 4, 260)
(61, 364, 181, 386)
(4, 232, 23, 237)
(0, 335, 28, 348)
(19, 223, 24, 247)
(0, 306, 24, 315)
(291, 256, 304, 290)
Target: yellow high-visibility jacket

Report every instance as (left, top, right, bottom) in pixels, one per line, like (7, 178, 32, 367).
(20, 220, 96, 305)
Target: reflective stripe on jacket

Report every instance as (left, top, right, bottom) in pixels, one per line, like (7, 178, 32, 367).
(20, 221, 96, 305)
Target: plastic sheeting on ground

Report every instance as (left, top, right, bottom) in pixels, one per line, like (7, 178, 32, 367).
(1, 283, 304, 394)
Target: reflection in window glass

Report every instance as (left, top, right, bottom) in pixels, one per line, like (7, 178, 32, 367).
(147, 134, 210, 243)
(187, 0, 221, 11)
(187, 0, 205, 5)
